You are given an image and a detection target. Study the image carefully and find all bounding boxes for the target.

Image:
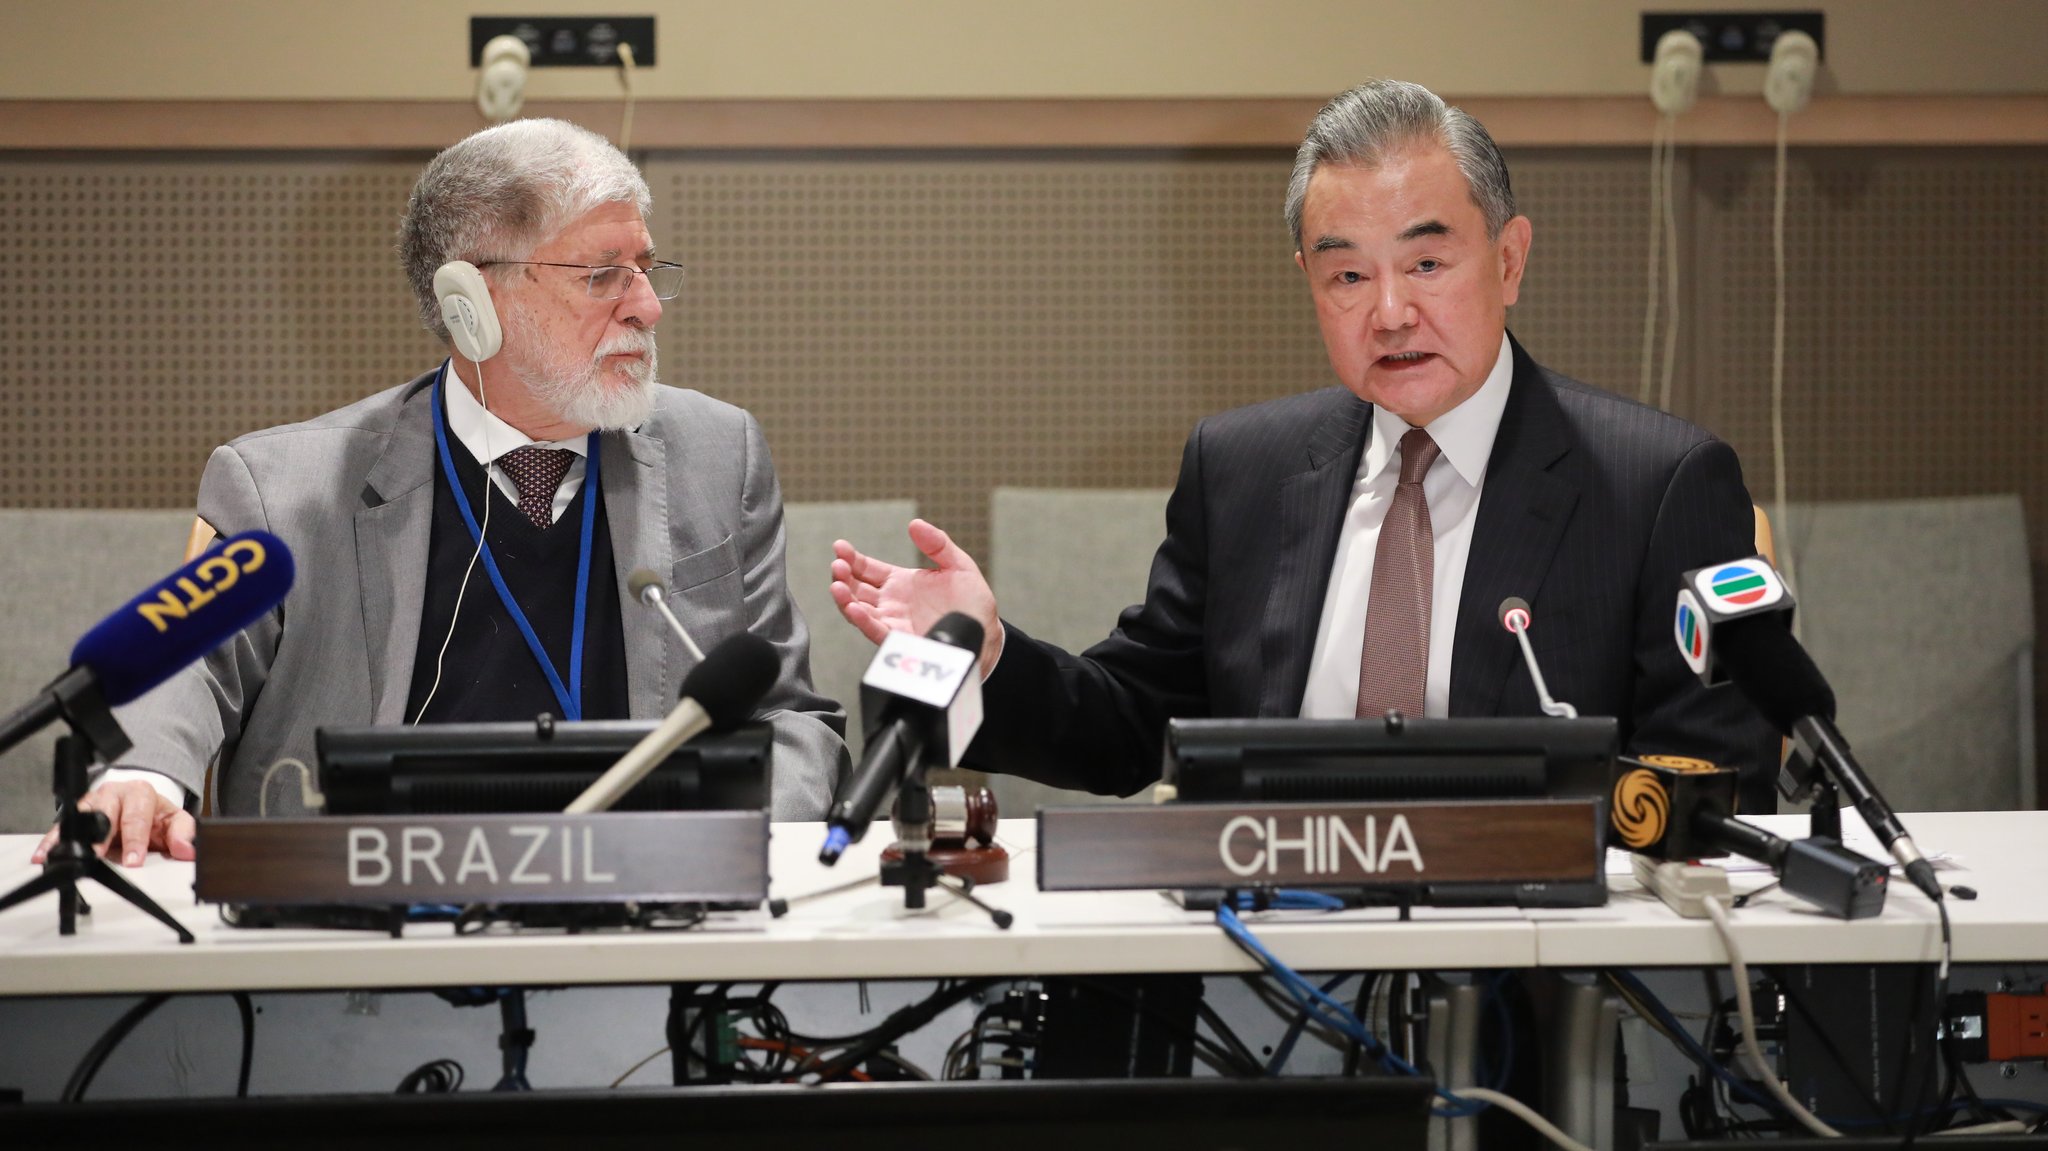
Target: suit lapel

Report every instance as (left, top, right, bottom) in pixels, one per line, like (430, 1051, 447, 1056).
(1259, 392, 1371, 716)
(355, 376, 439, 724)
(604, 425, 671, 718)
(1450, 338, 1580, 716)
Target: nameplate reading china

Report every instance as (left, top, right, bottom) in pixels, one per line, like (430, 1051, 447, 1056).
(194, 811, 768, 905)
(1035, 800, 1604, 893)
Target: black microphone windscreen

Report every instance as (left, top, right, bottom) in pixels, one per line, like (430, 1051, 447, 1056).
(679, 633, 779, 730)
(925, 611, 984, 655)
(1711, 616, 1837, 733)
(626, 568, 664, 603)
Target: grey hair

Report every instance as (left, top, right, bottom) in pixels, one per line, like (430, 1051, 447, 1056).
(1284, 80, 1516, 250)
(398, 118, 651, 340)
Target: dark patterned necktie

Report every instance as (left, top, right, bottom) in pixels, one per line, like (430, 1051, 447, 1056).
(497, 446, 577, 530)
(1357, 428, 1442, 718)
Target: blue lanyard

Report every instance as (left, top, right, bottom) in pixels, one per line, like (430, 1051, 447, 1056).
(429, 368, 599, 721)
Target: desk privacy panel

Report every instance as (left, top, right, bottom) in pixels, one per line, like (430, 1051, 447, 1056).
(1, 148, 2042, 670)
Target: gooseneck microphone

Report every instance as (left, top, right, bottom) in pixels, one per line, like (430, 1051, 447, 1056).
(0, 531, 296, 760)
(819, 612, 985, 865)
(563, 633, 777, 814)
(627, 567, 706, 663)
(1674, 556, 1942, 903)
(1498, 597, 1577, 718)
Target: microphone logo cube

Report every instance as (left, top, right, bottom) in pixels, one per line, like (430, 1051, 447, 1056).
(861, 630, 984, 768)
(1691, 559, 1786, 613)
(1674, 589, 1711, 677)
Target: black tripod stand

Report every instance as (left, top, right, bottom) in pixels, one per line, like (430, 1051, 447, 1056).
(0, 673, 193, 943)
(878, 772, 1012, 929)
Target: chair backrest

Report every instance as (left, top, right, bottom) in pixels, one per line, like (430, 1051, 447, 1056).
(986, 487, 1172, 814)
(780, 500, 918, 760)
(1783, 495, 2035, 812)
(0, 510, 199, 831)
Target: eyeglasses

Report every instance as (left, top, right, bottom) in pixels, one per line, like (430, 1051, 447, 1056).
(477, 260, 687, 301)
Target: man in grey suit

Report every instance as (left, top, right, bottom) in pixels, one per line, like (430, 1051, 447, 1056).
(831, 80, 1778, 808)
(39, 119, 846, 868)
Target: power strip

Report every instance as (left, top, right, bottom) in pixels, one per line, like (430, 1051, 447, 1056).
(1632, 854, 1733, 918)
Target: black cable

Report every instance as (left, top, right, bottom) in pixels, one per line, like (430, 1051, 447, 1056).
(779, 979, 955, 1047)
(61, 994, 171, 1103)
(1342, 973, 1379, 1076)
(396, 1058, 465, 1093)
(231, 992, 254, 1098)
(805, 979, 1001, 1082)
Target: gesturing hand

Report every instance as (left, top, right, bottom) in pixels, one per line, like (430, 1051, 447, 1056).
(830, 519, 1003, 672)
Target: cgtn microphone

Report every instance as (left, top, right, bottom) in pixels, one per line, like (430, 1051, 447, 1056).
(1672, 555, 1942, 904)
(563, 633, 779, 814)
(819, 612, 985, 865)
(0, 531, 296, 760)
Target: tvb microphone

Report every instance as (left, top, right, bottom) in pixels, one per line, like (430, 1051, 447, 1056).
(1498, 597, 1576, 718)
(0, 531, 296, 761)
(819, 612, 985, 865)
(627, 567, 706, 663)
(1613, 754, 1887, 919)
(1673, 556, 1943, 903)
(563, 633, 777, 814)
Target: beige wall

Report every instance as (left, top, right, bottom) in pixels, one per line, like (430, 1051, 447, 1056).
(4, 0, 2046, 102)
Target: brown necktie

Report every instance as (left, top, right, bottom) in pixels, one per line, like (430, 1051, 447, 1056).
(1357, 428, 1442, 718)
(497, 446, 577, 530)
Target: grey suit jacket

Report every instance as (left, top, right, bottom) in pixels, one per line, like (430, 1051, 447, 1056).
(115, 369, 849, 820)
(973, 336, 1780, 810)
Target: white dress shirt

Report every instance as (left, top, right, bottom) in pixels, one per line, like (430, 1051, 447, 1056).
(442, 360, 591, 524)
(1298, 333, 1515, 720)
(97, 361, 591, 810)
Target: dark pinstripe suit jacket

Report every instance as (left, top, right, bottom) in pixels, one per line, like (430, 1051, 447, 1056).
(970, 336, 1780, 810)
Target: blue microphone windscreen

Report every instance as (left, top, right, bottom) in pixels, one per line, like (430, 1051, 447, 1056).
(69, 531, 296, 706)
(680, 633, 780, 730)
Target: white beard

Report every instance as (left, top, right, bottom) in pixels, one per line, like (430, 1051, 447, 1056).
(506, 302, 661, 431)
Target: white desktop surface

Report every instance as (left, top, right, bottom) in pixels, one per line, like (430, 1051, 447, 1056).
(0, 819, 1538, 996)
(1530, 809, 2048, 967)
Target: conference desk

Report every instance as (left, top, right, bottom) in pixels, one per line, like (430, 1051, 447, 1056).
(0, 810, 2041, 997)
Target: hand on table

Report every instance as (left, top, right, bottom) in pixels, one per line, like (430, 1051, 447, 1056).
(32, 779, 196, 868)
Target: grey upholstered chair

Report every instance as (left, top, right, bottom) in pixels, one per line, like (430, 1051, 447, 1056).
(0, 510, 199, 831)
(986, 487, 1172, 816)
(781, 500, 918, 761)
(1782, 495, 2035, 814)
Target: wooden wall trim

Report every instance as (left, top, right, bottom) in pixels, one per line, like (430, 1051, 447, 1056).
(4, 96, 2045, 152)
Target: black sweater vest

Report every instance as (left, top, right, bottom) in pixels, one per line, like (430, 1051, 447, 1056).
(404, 432, 631, 725)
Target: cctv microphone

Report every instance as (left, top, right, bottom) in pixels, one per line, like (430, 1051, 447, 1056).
(0, 531, 296, 760)
(819, 612, 985, 865)
(1673, 556, 1943, 904)
(563, 633, 777, 814)
(1498, 596, 1577, 718)
(627, 567, 706, 663)
(1614, 754, 1887, 919)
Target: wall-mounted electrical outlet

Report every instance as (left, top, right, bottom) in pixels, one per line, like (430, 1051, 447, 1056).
(1639, 11, 1823, 63)
(469, 16, 655, 68)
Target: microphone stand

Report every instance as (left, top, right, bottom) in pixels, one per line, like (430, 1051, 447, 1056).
(878, 767, 1011, 929)
(0, 675, 194, 943)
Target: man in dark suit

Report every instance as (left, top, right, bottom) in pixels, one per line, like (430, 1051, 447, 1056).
(832, 80, 1777, 808)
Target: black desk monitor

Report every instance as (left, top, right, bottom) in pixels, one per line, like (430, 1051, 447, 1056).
(316, 719, 770, 816)
(1164, 715, 1619, 804)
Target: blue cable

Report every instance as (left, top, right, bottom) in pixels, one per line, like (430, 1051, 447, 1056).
(1215, 901, 1483, 1118)
(1267, 973, 1353, 1074)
